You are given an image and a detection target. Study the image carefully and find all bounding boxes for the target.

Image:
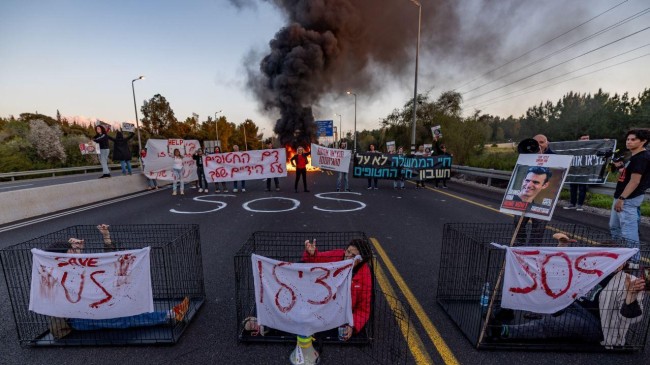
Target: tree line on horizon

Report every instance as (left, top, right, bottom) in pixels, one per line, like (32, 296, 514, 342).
(1, 88, 648, 174)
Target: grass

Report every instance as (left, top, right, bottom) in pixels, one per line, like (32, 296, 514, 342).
(559, 189, 650, 216)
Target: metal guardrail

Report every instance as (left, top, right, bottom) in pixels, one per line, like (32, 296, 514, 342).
(452, 164, 650, 201)
(0, 163, 141, 182)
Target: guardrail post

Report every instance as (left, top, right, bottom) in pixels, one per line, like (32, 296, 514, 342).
(487, 177, 492, 187)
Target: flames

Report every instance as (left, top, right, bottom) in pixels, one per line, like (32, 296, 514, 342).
(285, 144, 320, 172)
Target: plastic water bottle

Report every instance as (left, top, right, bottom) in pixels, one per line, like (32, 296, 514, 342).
(480, 282, 490, 316)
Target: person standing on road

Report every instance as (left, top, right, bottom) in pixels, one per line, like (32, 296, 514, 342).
(231, 145, 246, 193)
(171, 148, 184, 196)
(92, 125, 111, 178)
(265, 141, 281, 192)
(564, 135, 590, 211)
(609, 129, 650, 265)
(434, 144, 452, 189)
(393, 146, 405, 190)
(141, 148, 158, 190)
(193, 148, 208, 193)
(366, 144, 380, 190)
(212, 146, 228, 193)
(108, 131, 135, 176)
(291, 146, 310, 193)
(337, 141, 351, 192)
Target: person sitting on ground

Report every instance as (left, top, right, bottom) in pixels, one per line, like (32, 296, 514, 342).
(302, 238, 373, 340)
(490, 260, 645, 348)
(45, 224, 189, 339)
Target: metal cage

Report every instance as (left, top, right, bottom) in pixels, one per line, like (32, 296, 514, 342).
(234, 231, 413, 365)
(0, 224, 206, 346)
(437, 222, 650, 351)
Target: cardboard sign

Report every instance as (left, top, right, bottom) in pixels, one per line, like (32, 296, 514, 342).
(167, 139, 186, 156)
(310, 144, 351, 173)
(122, 122, 135, 132)
(79, 142, 100, 155)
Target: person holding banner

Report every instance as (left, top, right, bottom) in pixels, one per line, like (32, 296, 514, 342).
(490, 261, 645, 347)
(393, 146, 406, 190)
(171, 148, 185, 195)
(108, 131, 135, 176)
(41, 225, 190, 338)
(366, 144, 380, 190)
(336, 141, 351, 192)
(265, 141, 281, 192)
(212, 146, 228, 193)
(564, 135, 590, 211)
(231, 145, 246, 193)
(291, 146, 310, 193)
(92, 125, 111, 178)
(302, 238, 372, 340)
(193, 148, 208, 193)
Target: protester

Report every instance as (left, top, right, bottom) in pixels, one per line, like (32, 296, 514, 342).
(193, 148, 208, 193)
(302, 238, 372, 341)
(213, 146, 228, 193)
(92, 125, 111, 178)
(231, 145, 246, 193)
(265, 141, 280, 192)
(414, 145, 426, 189)
(434, 144, 452, 189)
(108, 131, 135, 176)
(291, 146, 310, 193)
(366, 144, 380, 190)
(489, 261, 645, 348)
(141, 148, 158, 190)
(336, 141, 351, 192)
(534, 134, 554, 154)
(564, 135, 590, 211)
(44, 224, 190, 339)
(393, 146, 406, 190)
(609, 129, 650, 265)
(171, 148, 184, 196)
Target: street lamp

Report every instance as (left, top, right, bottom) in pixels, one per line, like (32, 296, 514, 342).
(409, 0, 421, 154)
(214, 110, 222, 148)
(346, 91, 357, 153)
(335, 113, 342, 148)
(242, 121, 248, 151)
(131, 75, 145, 154)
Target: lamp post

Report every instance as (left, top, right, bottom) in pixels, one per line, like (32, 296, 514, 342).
(242, 122, 248, 151)
(214, 110, 222, 148)
(335, 113, 342, 148)
(346, 91, 357, 153)
(131, 75, 145, 154)
(409, 0, 421, 154)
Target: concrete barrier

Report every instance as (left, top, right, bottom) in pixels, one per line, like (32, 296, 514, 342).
(0, 175, 164, 225)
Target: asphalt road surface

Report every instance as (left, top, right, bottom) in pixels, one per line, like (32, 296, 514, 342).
(0, 171, 648, 365)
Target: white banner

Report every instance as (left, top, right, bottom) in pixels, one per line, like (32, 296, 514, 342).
(310, 144, 351, 173)
(142, 139, 199, 181)
(29, 247, 153, 319)
(204, 149, 287, 182)
(252, 254, 354, 336)
(494, 243, 638, 313)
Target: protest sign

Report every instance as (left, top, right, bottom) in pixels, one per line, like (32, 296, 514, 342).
(310, 144, 352, 173)
(252, 254, 354, 336)
(142, 139, 199, 181)
(122, 122, 135, 132)
(500, 154, 572, 221)
(386, 141, 396, 154)
(204, 148, 287, 182)
(79, 142, 100, 155)
(29, 247, 153, 319)
(95, 120, 112, 133)
(549, 139, 617, 184)
(431, 125, 442, 138)
(493, 243, 637, 313)
(167, 139, 186, 155)
(353, 152, 452, 181)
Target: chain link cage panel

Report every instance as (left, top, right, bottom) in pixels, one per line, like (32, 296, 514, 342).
(0, 224, 205, 346)
(437, 222, 650, 352)
(234, 231, 413, 365)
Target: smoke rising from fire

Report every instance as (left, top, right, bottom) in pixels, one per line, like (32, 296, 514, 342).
(235, 0, 588, 146)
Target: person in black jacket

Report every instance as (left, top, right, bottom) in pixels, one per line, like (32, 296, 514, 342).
(192, 148, 208, 193)
(108, 131, 135, 175)
(92, 125, 111, 178)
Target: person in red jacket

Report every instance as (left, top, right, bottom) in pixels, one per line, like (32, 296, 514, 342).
(302, 238, 373, 340)
(290, 146, 311, 193)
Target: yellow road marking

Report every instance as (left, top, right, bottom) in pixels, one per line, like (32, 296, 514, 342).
(375, 262, 433, 365)
(416, 182, 508, 215)
(371, 237, 460, 365)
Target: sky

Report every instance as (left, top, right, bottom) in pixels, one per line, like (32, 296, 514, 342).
(1, 0, 648, 139)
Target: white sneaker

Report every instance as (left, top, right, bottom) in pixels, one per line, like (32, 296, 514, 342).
(242, 188, 246, 192)
(233, 188, 238, 193)
(563, 205, 576, 210)
(576, 205, 584, 211)
(172, 192, 177, 196)
(198, 188, 203, 193)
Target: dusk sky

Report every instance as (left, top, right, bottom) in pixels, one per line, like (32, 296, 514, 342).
(1, 0, 648, 139)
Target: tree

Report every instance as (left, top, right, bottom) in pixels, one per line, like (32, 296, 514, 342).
(27, 119, 66, 163)
(140, 94, 177, 136)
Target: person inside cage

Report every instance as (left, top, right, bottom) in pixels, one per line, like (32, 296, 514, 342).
(43, 224, 190, 339)
(489, 260, 645, 348)
(301, 238, 373, 341)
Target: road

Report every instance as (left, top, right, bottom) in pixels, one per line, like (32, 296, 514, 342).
(0, 171, 647, 365)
